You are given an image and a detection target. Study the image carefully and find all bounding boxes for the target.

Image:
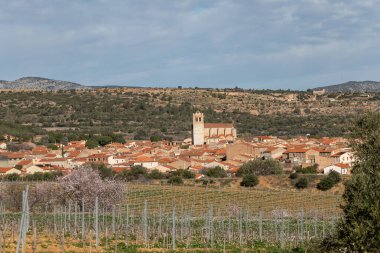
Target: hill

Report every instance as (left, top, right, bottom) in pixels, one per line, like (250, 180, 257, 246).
(0, 77, 88, 90)
(1, 87, 376, 142)
(315, 81, 380, 93)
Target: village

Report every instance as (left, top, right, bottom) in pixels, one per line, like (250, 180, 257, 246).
(0, 112, 354, 180)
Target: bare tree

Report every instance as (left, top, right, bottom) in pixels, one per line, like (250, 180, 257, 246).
(58, 165, 125, 209)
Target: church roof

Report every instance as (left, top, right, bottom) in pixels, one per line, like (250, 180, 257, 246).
(204, 123, 234, 128)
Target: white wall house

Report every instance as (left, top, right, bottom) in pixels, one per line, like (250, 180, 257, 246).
(323, 164, 350, 175)
(332, 152, 355, 166)
(0, 142, 7, 150)
(111, 156, 126, 165)
(133, 156, 158, 169)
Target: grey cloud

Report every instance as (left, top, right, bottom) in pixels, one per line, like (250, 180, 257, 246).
(0, 0, 379, 89)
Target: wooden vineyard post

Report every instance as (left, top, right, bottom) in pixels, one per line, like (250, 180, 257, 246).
(172, 206, 176, 251)
(112, 205, 116, 237)
(259, 210, 263, 242)
(143, 200, 148, 247)
(281, 209, 285, 252)
(82, 198, 85, 245)
(95, 196, 99, 248)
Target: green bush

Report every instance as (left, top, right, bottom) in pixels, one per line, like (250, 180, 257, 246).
(295, 177, 308, 189)
(171, 169, 195, 179)
(296, 164, 318, 174)
(237, 158, 282, 176)
(289, 172, 298, 179)
(328, 170, 341, 184)
(317, 171, 341, 191)
(240, 174, 259, 187)
(85, 139, 98, 149)
(89, 163, 114, 179)
(3, 173, 20, 181)
(317, 177, 335, 191)
(205, 166, 227, 178)
(168, 176, 183, 185)
(150, 135, 162, 142)
(148, 169, 165, 179)
(117, 165, 147, 181)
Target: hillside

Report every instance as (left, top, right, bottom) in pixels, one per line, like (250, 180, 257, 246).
(1, 88, 378, 142)
(315, 81, 380, 93)
(0, 77, 88, 90)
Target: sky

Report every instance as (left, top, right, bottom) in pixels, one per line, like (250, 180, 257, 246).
(1, 0, 380, 90)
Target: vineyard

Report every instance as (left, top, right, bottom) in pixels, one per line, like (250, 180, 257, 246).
(1, 183, 342, 252)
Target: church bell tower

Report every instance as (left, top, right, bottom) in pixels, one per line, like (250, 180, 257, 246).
(192, 112, 205, 145)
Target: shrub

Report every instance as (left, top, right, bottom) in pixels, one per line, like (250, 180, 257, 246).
(296, 164, 318, 174)
(317, 171, 341, 191)
(25, 171, 63, 181)
(47, 144, 59, 150)
(171, 169, 195, 179)
(289, 172, 298, 179)
(237, 158, 282, 176)
(3, 173, 20, 181)
(205, 166, 227, 178)
(168, 176, 183, 185)
(295, 177, 308, 189)
(317, 177, 335, 191)
(240, 174, 259, 187)
(148, 169, 164, 179)
(328, 170, 341, 184)
(85, 139, 98, 149)
(150, 135, 162, 142)
(89, 163, 114, 179)
(117, 165, 147, 181)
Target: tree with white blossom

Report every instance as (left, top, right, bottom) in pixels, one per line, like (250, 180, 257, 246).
(58, 165, 125, 210)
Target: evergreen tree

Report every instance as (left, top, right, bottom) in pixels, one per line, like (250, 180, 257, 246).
(321, 112, 380, 252)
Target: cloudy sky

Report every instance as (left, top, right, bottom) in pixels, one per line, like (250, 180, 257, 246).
(1, 0, 379, 89)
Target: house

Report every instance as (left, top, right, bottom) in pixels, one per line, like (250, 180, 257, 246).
(283, 148, 319, 165)
(256, 136, 276, 143)
(16, 159, 34, 169)
(0, 167, 21, 175)
(323, 163, 350, 175)
(168, 157, 191, 170)
(331, 152, 355, 166)
(262, 147, 285, 160)
(24, 165, 45, 174)
(226, 142, 261, 161)
(154, 164, 176, 173)
(0, 142, 6, 150)
(133, 156, 158, 169)
(87, 154, 114, 165)
(37, 158, 74, 169)
(112, 156, 127, 165)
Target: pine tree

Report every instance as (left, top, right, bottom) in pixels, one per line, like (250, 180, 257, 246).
(321, 112, 380, 252)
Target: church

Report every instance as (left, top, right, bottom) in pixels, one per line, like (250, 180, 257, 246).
(192, 111, 237, 145)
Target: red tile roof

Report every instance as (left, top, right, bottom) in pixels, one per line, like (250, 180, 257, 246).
(0, 167, 13, 173)
(134, 156, 155, 163)
(204, 123, 234, 128)
(335, 163, 350, 168)
(16, 159, 33, 166)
